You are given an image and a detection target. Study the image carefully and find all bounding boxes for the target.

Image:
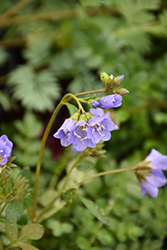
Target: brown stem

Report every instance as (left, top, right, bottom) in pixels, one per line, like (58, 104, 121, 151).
(0, 7, 118, 27)
(0, 0, 32, 20)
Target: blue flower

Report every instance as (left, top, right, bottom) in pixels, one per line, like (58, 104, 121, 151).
(89, 108, 119, 144)
(54, 108, 119, 152)
(0, 135, 13, 166)
(53, 118, 76, 146)
(92, 94, 122, 109)
(99, 94, 122, 109)
(140, 149, 167, 198)
(68, 120, 95, 152)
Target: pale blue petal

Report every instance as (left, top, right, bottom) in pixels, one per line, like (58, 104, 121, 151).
(140, 181, 158, 198)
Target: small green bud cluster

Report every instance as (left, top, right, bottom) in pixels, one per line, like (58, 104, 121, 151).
(0, 169, 30, 204)
(100, 72, 129, 95)
(84, 141, 106, 158)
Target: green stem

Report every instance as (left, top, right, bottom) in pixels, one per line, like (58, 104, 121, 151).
(65, 167, 136, 191)
(32, 93, 73, 221)
(37, 151, 86, 223)
(0, 201, 8, 216)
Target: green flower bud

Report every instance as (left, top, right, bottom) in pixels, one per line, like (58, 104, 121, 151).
(100, 72, 109, 84)
(112, 75, 124, 88)
(79, 112, 92, 122)
(112, 88, 129, 95)
(105, 74, 114, 89)
(71, 112, 80, 121)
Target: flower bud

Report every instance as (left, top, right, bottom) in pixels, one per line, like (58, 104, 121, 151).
(71, 112, 80, 121)
(100, 72, 109, 84)
(112, 75, 124, 88)
(105, 74, 114, 89)
(112, 88, 129, 95)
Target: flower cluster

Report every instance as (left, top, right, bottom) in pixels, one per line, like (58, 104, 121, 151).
(53, 108, 118, 152)
(136, 149, 167, 198)
(0, 135, 13, 166)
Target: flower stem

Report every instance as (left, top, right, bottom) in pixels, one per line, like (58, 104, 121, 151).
(65, 167, 136, 191)
(32, 93, 73, 222)
(36, 151, 86, 223)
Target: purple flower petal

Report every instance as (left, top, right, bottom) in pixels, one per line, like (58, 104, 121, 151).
(0, 135, 13, 166)
(146, 170, 167, 188)
(89, 108, 104, 116)
(140, 181, 158, 198)
(92, 100, 100, 108)
(53, 118, 76, 146)
(146, 148, 167, 170)
(99, 94, 122, 109)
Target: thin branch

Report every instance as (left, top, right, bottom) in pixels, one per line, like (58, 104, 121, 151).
(0, 38, 26, 48)
(0, 0, 32, 20)
(0, 7, 118, 27)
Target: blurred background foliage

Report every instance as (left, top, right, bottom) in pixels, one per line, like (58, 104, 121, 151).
(0, 0, 167, 249)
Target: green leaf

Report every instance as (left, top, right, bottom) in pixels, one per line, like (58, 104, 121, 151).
(46, 219, 73, 237)
(19, 224, 44, 241)
(23, 38, 50, 66)
(0, 238, 3, 250)
(62, 189, 77, 204)
(66, 103, 79, 116)
(8, 66, 60, 112)
(0, 219, 10, 225)
(6, 201, 24, 221)
(17, 242, 39, 250)
(78, 196, 110, 226)
(23, 191, 33, 208)
(0, 91, 12, 111)
(14, 112, 43, 138)
(76, 159, 94, 172)
(5, 224, 18, 242)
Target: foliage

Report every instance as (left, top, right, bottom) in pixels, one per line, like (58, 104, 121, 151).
(0, 0, 167, 249)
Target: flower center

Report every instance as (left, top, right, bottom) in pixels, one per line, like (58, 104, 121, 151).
(92, 123, 105, 137)
(74, 125, 88, 141)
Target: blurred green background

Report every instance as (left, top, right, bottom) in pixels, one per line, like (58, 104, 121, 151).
(0, 0, 167, 249)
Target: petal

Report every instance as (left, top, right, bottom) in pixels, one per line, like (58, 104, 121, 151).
(87, 139, 96, 148)
(89, 108, 104, 116)
(53, 130, 65, 139)
(92, 100, 100, 108)
(146, 170, 167, 188)
(112, 94, 122, 107)
(91, 130, 101, 144)
(140, 181, 158, 198)
(101, 118, 119, 131)
(73, 139, 87, 152)
(61, 136, 72, 147)
(146, 148, 167, 170)
(100, 130, 111, 141)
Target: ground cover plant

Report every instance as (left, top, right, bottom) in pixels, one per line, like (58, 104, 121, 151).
(0, 0, 167, 249)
